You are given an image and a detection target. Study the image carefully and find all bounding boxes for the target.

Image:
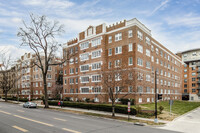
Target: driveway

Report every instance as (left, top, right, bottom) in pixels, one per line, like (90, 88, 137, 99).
(158, 107, 200, 133)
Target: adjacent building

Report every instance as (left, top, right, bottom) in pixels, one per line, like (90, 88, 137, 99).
(16, 53, 63, 99)
(63, 18, 182, 104)
(177, 49, 200, 101)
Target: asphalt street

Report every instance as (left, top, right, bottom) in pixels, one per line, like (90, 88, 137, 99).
(0, 102, 180, 133)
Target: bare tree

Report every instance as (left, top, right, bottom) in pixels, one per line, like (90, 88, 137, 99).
(0, 54, 19, 102)
(17, 14, 71, 108)
(96, 60, 140, 117)
(52, 71, 63, 100)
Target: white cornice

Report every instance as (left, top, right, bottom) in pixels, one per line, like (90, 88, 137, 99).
(151, 41, 182, 63)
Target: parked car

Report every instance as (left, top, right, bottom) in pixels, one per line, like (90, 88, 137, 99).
(23, 102, 37, 108)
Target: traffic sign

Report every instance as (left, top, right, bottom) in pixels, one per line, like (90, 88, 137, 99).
(169, 100, 173, 105)
(128, 102, 131, 112)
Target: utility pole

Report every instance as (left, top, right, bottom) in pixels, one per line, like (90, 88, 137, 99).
(154, 70, 158, 123)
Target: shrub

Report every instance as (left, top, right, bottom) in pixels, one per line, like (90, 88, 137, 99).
(2, 97, 29, 102)
(119, 99, 129, 105)
(48, 100, 137, 115)
(159, 105, 164, 113)
(136, 106, 142, 113)
(119, 98, 135, 105)
(64, 97, 71, 101)
(85, 98, 90, 103)
(131, 99, 135, 105)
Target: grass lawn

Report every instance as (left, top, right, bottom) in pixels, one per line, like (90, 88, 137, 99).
(140, 100, 200, 115)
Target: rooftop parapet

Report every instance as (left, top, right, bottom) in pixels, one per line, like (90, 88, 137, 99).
(106, 20, 126, 32)
(67, 38, 78, 45)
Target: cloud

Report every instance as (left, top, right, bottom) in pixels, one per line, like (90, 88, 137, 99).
(11, 17, 22, 23)
(149, 0, 170, 16)
(0, 45, 28, 60)
(165, 13, 200, 27)
(22, 0, 74, 9)
(0, 7, 22, 17)
(0, 29, 3, 33)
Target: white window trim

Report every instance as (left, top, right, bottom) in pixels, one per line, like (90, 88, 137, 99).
(80, 76, 90, 83)
(91, 74, 101, 82)
(91, 61, 102, 71)
(80, 64, 90, 72)
(80, 52, 90, 61)
(115, 46, 122, 55)
(91, 49, 102, 59)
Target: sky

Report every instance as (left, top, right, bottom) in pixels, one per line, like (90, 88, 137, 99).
(0, 0, 200, 59)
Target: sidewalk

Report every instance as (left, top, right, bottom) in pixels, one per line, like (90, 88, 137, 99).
(44, 105, 170, 124)
(3, 99, 170, 124)
(158, 107, 200, 133)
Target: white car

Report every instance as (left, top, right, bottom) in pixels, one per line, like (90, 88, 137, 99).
(23, 102, 37, 108)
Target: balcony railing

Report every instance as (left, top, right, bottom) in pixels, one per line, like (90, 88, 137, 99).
(197, 69, 200, 73)
(197, 81, 200, 84)
(197, 74, 200, 78)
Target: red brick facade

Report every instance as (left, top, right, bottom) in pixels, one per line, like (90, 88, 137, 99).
(63, 18, 182, 104)
(16, 53, 63, 99)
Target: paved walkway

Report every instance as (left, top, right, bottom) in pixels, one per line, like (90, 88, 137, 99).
(6, 100, 170, 124)
(158, 107, 200, 133)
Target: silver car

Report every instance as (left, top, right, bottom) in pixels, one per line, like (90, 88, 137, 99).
(23, 102, 37, 108)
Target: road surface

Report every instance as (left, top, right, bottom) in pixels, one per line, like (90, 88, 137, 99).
(0, 102, 180, 133)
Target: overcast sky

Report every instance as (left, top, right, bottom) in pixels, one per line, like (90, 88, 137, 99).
(0, 0, 200, 59)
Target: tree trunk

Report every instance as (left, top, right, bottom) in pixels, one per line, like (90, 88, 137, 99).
(5, 90, 8, 102)
(112, 102, 115, 117)
(43, 76, 49, 108)
(17, 87, 19, 103)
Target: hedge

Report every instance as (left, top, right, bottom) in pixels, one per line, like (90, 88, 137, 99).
(48, 101, 137, 115)
(2, 97, 29, 102)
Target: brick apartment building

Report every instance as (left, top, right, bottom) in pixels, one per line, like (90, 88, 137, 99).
(63, 18, 182, 104)
(16, 53, 63, 99)
(177, 49, 200, 101)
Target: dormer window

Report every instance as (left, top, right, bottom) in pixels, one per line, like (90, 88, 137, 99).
(88, 28, 92, 36)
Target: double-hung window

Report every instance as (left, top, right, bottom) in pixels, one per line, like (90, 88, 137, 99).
(137, 58, 143, 66)
(91, 49, 101, 59)
(146, 37, 150, 45)
(80, 76, 89, 83)
(80, 53, 89, 61)
(108, 48, 112, 56)
(128, 43, 133, 52)
(69, 68, 74, 74)
(146, 49, 150, 57)
(80, 64, 89, 72)
(108, 36, 112, 43)
(115, 46, 122, 54)
(92, 62, 101, 70)
(80, 41, 89, 50)
(115, 59, 121, 67)
(81, 87, 89, 93)
(128, 30, 132, 38)
(137, 44, 143, 53)
(115, 33, 122, 41)
(128, 57, 133, 65)
(91, 37, 101, 47)
(92, 75, 101, 82)
(137, 31, 143, 40)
